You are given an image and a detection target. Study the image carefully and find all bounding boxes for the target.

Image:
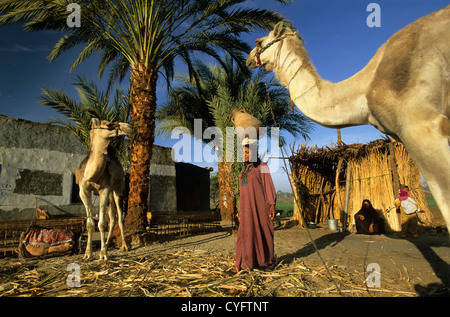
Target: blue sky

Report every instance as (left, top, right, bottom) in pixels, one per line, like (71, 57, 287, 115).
(0, 0, 448, 192)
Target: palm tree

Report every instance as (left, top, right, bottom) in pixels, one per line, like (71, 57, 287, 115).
(157, 56, 314, 222)
(38, 74, 131, 168)
(0, 0, 291, 238)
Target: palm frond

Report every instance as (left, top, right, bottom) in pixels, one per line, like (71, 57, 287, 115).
(39, 75, 131, 152)
(157, 54, 314, 150)
(1, 0, 289, 91)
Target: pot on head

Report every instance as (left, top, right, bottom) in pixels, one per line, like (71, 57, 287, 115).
(231, 109, 262, 141)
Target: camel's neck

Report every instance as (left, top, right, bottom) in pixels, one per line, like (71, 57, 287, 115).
(84, 135, 110, 182)
(274, 40, 379, 129)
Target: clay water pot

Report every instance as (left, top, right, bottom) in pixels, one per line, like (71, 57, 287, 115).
(231, 109, 262, 141)
(231, 109, 262, 137)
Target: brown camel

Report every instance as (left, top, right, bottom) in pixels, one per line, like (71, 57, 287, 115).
(75, 118, 132, 261)
(247, 6, 450, 233)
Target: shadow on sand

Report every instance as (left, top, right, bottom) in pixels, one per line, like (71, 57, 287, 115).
(277, 231, 350, 265)
(387, 234, 450, 296)
(276, 227, 450, 296)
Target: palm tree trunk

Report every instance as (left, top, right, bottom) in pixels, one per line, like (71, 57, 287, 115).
(217, 161, 230, 222)
(217, 161, 226, 219)
(124, 61, 158, 240)
(218, 159, 236, 223)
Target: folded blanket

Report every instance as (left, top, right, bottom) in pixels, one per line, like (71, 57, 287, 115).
(22, 226, 74, 256)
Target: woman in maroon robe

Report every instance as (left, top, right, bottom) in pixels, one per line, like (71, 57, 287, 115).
(233, 143, 277, 272)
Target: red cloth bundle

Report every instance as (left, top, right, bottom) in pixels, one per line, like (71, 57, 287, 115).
(22, 227, 74, 256)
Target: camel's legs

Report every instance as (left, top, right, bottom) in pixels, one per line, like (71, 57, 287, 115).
(79, 187, 94, 260)
(400, 118, 450, 234)
(98, 188, 111, 261)
(113, 190, 128, 252)
(105, 196, 116, 248)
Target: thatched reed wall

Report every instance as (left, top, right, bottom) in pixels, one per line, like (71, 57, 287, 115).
(290, 138, 435, 232)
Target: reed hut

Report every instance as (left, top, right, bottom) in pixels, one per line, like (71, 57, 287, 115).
(289, 138, 436, 232)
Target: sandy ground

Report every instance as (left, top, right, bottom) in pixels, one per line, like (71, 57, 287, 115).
(1, 221, 449, 297)
(111, 222, 450, 296)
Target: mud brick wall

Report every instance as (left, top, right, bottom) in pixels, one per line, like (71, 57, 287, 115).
(148, 145, 177, 214)
(0, 115, 210, 220)
(176, 162, 211, 212)
(146, 147, 212, 214)
(0, 115, 87, 220)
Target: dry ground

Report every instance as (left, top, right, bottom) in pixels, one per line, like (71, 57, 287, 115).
(0, 223, 449, 298)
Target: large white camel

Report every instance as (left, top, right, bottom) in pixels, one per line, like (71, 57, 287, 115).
(75, 118, 132, 261)
(247, 6, 450, 233)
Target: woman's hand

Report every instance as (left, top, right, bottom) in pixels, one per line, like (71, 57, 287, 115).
(269, 204, 276, 220)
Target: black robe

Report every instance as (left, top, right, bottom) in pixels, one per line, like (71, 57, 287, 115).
(354, 205, 384, 234)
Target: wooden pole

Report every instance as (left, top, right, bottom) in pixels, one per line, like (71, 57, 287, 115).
(343, 165, 351, 229)
(315, 178, 325, 223)
(290, 174, 304, 228)
(388, 142, 400, 195)
(335, 158, 344, 216)
(337, 129, 342, 146)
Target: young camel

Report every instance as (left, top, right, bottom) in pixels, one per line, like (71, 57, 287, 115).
(75, 118, 132, 261)
(247, 6, 450, 233)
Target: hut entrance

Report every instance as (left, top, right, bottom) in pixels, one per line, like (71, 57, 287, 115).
(290, 138, 435, 233)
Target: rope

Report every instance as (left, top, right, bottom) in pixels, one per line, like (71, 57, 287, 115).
(260, 69, 345, 297)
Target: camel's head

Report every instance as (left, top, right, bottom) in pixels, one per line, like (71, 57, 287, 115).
(247, 22, 303, 71)
(90, 118, 132, 140)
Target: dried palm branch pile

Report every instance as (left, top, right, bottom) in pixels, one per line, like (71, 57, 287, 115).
(290, 138, 436, 231)
(148, 212, 221, 236)
(0, 248, 416, 297)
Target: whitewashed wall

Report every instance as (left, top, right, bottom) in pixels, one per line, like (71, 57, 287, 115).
(0, 115, 180, 220)
(0, 115, 87, 219)
(0, 147, 86, 210)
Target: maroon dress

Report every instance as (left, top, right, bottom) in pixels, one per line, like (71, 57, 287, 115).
(235, 162, 276, 270)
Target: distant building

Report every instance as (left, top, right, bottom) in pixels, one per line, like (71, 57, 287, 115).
(0, 115, 210, 221)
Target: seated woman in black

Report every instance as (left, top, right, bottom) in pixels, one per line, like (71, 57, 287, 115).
(354, 199, 385, 234)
